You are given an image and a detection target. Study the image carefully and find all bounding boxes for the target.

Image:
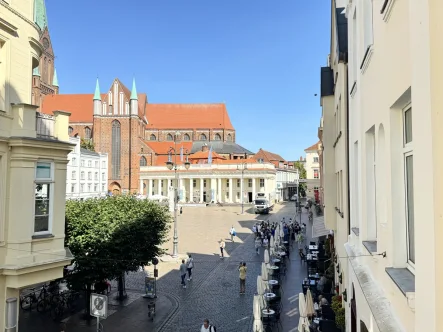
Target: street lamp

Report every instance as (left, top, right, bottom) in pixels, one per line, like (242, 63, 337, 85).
(165, 133, 190, 258)
(237, 162, 248, 214)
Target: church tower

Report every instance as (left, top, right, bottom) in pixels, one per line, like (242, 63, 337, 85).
(32, 0, 59, 110)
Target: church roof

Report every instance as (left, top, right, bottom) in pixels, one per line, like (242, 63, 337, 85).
(34, 0, 48, 31)
(190, 141, 253, 155)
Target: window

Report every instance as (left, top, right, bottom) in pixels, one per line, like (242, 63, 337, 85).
(193, 179, 196, 188)
(88, 184, 91, 192)
(71, 184, 75, 193)
(88, 160, 92, 167)
(260, 179, 264, 188)
(226, 179, 229, 187)
(102, 173, 105, 181)
(183, 134, 191, 141)
(88, 172, 92, 180)
(200, 134, 207, 141)
(150, 134, 156, 141)
(258, 158, 264, 163)
(81, 160, 85, 167)
(85, 126, 92, 139)
(166, 133, 173, 141)
(237, 179, 240, 188)
(68, 126, 73, 135)
(403, 106, 414, 265)
(94, 184, 98, 192)
(95, 161, 98, 168)
(214, 133, 221, 140)
(313, 157, 319, 163)
(34, 162, 53, 234)
(72, 157, 77, 166)
(237, 192, 240, 199)
(102, 184, 105, 192)
(80, 171, 85, 180)
(112, 120, 121, 178)
(140, 156, 147, 166)
(248, 179, 252, 188)
(203, 180, 207, 187)
(80, 184, 84, 192)
(94, 172, 98, 180)
(71, 171, 76, 180)
(102, 161, 105, 168)
(314, 169, 319, 179)
(227, 134, 232, 142)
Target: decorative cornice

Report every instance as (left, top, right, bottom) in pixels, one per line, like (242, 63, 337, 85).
(0, 1, 41, 34)
(0, 17, 17, 33)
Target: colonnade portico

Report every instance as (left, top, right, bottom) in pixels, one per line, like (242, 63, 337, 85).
(139, 175, 271, 204)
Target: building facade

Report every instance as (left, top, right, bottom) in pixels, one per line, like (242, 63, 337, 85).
(42, 79, 253, 195)
(319, 0, 443, 331)
(0, 1, 72, 329)
(66, 137, 108, 199)
(304, 142, 321, 201)
(254, 149, 299, 201)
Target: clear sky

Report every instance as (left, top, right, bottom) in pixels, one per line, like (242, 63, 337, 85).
(46, 0, 330, 160)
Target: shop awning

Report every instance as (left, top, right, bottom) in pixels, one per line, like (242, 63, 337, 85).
(312, 215, 331, 238)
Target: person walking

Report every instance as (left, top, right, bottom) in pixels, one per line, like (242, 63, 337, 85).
(179, 259, 187, 289)
(186, 254, 194, 281)
(229, 226, 236, 242)
(200, 319, 216, 332)
(219, 239, 225, 258)
(239, 262, 247, 294)
(255, 236, 261, 255)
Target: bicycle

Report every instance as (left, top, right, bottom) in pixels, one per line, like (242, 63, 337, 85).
(21, 284, 48, 310)
(50, 291, 70, 321)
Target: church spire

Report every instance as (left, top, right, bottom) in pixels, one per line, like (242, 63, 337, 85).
(93, 78, 101, 101)
(34, 0, 48, 31)
(130, 78, 138, 100)
(52, 68, 59, 87)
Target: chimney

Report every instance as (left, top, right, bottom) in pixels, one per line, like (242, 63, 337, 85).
(202, 143, 209, 152)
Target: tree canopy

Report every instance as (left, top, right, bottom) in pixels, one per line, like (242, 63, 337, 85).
(294, 161, 307, 197)
(65, 195, 171, 289)
(80, 138, 95, 151)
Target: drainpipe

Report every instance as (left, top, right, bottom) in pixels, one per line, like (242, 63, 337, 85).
(345, 62, 351, 235)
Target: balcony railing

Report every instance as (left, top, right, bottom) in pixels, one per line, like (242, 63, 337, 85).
(36, 112, 55, 138)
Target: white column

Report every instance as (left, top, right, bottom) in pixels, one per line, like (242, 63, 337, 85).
(189, 178, 193, 202)
(139, 178, 144, 195)
(240, 176, 244, 205)
(252, 177, 256, 201)
(200, 178, 204, 202)
(179, 178, 183, 202)
(229, 178, 233, 203)
(158, 179, 162, 195)
(148, 179, 153, 198)
(210, 178, 216, 202)
(218, 178, 222, 202)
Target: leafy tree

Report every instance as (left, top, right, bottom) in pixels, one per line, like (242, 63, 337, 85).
(294, 161, 307, 197)
(65, 195, 171, 311)
(80, 138, 95, 151)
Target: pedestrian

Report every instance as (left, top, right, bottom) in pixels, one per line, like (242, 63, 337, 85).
(229, 226, 236, 242)
(239, 262, 247, 294)
(200, 318, 216, 332)
(255, 236, 261, 255)
(252, 224, 257, 236)
(219, 239, 225, 258)
(179, 259, 187, 289)
(186, 254, 194, 281)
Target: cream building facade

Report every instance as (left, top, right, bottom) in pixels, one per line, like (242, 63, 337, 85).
(0, 1, 72, 330)
(304, 142, 321, 199)
(66, 137, 108, 199)
(319, 0, 443, 331)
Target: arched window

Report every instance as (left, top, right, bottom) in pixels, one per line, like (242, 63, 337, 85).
(150, 134, 156, 141)
(68, 126, 73, 135)
(140, 156, 147, 166)
(111, 120, 121, 178)
(200, 134, 207, 141)
(214, 133, 221, 140)
(85, 126, 92, 139)
(167, 133, 174, 141)
(183, 134, 191, 141)
(227, 134, 232, 142)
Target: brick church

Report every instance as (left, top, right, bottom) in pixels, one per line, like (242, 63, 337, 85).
(42, 78, 253, 194)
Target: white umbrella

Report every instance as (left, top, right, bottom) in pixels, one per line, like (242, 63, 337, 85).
(298, 293, 310, 332)
(257, 275, 264, 295)
(264, 249, 270, 264)
(270, 236, 274, 249)
(253, 294, 264, 332)
(306, 289, 315, 317)
(261, 262, 268, 281)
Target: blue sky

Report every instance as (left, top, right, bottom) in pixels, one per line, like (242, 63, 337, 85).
(46, 0, 330, 160)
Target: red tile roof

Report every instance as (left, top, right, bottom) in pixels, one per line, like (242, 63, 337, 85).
(145, 141, 193, 155)
(254, 149, 286, 163)
(304, 141, 321, 152)
(146, 103, 234, 130)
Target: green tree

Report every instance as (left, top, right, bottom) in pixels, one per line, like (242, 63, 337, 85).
(294, 161, 307, 197)
(80, 138, 95, 151)
(65, 195, 171, 311)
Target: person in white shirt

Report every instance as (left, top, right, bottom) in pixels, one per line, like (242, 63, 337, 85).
(201, 318, 215, 332)
(229, 226, 236, 242)
(186, 254, 194, 281)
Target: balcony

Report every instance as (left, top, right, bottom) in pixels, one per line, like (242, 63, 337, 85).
(36, 112, 55, 138)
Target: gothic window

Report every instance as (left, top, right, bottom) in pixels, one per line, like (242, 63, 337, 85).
(111, 120, 121, 178)
(150, 134, 156, 141)
(200, 134, 207, 141)
(140, 156, 147, 166)
(227, 134, 232, 142)
(68, 126, 73, 135)
(84, 126, 92, 139)
(166, 133, 173, 141)
(214, 133, 221, 140)
(183, 134, 191, 141)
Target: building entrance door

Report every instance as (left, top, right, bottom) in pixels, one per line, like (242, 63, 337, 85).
(248, 192, 253, 202)
(203, 191, 207, 202)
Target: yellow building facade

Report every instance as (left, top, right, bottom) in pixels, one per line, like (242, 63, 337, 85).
(0, 1, 72, 329)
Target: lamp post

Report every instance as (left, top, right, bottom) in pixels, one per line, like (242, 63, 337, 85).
(237, 162, 248, 214)
(166, 133, 190, 258)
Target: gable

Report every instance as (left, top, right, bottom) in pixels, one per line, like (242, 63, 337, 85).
(40, 27, 55, 59)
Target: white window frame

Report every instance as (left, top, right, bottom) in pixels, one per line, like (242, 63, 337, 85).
(402, 104, 414, 271)
(34, 161, 55, 235)
(237, 179, 240, 188)
(248, 179, 252, 188)
(88, 160, 92, 167)
(259, 179, 265, 188)
(72, 170, 76, 180)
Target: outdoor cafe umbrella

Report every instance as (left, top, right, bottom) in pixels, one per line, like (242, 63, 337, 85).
(264, 249, 270, 264)
(261, 262, 268, 281)
(253, 294, 264, 332)
(298, 293, 310, 332)
(306, 289, 315, 317)
(257, 275, 265, 295)
(270, 236, 274, 249)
